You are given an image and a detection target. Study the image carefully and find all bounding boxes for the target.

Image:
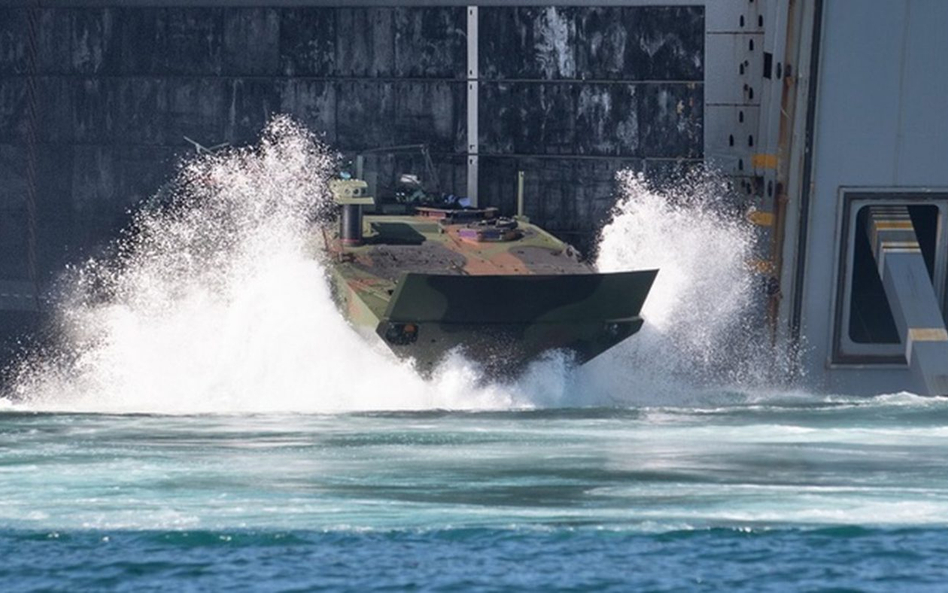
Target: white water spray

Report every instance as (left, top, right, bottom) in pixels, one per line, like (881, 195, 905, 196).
(4, 120, 786, 413)
(6, 118, 520, 413)
(580, 169, 791, 404)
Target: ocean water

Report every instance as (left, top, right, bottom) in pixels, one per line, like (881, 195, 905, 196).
(3, 119, 947, 590)
(2, 399, 948, 591)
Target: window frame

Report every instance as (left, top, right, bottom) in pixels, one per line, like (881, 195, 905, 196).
(830, 188, 948, 365)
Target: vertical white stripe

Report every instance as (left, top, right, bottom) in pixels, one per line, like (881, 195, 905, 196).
(466, 6, 479, 206)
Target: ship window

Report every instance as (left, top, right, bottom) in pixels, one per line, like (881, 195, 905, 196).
(848, 206, 900, 344)
(833, 192, 948, 364)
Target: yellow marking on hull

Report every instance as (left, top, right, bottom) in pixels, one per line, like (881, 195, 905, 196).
(751, 154, 778, 169)
(748, 259, 774, 274)
(872, 221, 914, 230)
(909, 328, 948, 342)
(880, 241, 921, 251)
(747, 210, 774, 226)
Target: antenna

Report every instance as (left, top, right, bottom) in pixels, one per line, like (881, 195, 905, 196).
(358, 144, 442, 194)
(183, 136, 230, 154)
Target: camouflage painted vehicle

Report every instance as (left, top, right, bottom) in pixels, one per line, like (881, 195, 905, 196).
(323, 178, 657, 376)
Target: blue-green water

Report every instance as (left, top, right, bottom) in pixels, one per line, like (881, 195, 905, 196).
(3, 395, 948, 591)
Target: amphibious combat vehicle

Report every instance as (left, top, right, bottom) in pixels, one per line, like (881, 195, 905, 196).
(323, 176, 657, 377)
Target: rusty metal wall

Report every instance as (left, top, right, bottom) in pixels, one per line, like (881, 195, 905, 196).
(476, 5, 703, 240)
(0, 3, 703, 287)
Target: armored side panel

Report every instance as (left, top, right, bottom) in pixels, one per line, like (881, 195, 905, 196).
(376, 270, 657, 375)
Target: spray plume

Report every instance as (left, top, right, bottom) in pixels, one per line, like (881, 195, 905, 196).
(584, 169, 797, 403)
(4, 120, 791, 413)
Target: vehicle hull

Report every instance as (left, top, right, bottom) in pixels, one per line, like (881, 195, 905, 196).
(324, 209, 657, 377)
(369, 271, 656, 375)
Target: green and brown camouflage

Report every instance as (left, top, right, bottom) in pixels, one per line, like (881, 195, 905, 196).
(321, 179, 657, 376)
